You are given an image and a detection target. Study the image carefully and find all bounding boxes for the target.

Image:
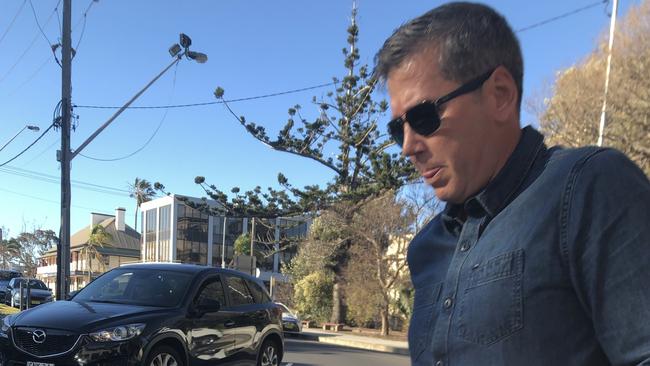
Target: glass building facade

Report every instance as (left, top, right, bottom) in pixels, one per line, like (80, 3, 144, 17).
(140, 195, 309, 279)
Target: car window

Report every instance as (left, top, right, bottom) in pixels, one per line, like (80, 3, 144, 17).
(226, 276, 254, 306)
(195, 276, 226, 308)
(27, 280, 48, 290)
(245, 279, 271, 304)
(74, 268, 193, 307)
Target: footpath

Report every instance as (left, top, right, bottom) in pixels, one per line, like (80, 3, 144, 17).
(287, 328, 409, 356)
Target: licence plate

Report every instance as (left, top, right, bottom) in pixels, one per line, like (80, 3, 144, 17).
(27, 362, 54, 366)
(31, 300, 41, 304)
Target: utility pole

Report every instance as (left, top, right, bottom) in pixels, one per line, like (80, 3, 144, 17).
(597, 0, 619, 147)
(57, 0, 72, 301)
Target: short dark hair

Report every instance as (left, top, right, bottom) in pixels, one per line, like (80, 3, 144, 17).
(374, 2, 524, 111)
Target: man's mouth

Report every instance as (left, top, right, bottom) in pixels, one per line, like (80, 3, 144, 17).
(422, 167, 442, 180)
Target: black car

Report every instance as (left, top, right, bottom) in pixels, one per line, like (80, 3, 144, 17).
(0, 263, 284, 366)
(4, 278, 53, 308)
(0, 270, 21, 302)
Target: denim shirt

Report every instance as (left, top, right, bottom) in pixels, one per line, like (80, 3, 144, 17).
(407, 126, 650, 366)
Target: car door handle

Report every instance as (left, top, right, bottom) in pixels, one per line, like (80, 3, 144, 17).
(224, 320, 236, 328)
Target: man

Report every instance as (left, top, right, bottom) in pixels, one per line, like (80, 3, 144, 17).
(374, 2, 650, 366)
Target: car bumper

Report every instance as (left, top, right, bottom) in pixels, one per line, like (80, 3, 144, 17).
(0, 333, 144, 366)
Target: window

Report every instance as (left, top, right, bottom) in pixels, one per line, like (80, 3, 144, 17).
(195, 276, 226, 308)
(145, 209, 157, 262)
(159, 205, 171, 261)
(176, 203, 209, 265)
(246, 279, 271, 304)
(226, 276, 254, 306)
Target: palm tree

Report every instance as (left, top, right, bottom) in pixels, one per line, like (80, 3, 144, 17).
(128, 177, 156, 232)
(85, 224, 112, 282)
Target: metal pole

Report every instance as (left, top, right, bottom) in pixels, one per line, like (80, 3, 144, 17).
(71, 55, 181, 159)
(57, 0, 72, 302)
(597, 0, 618, 147)
(221, 217, 227, 268)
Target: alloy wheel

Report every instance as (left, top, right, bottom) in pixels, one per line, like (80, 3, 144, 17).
(149, 352, 178, 366)
(260, 343, 279, 366)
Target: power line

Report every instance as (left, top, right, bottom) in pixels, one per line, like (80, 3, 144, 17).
(73, 0, 98, 53)
(80, 62, 179, 162)
(0, 123, 54, 168)
(0, 2, 59, 85)
(28, 0, 56, 48)
(0, 187, 133, 216)
(0, 0, 27, 46)
(516, 0, 607, 33)
(73, 81, 337, 110)
(0, 165, 131, 196)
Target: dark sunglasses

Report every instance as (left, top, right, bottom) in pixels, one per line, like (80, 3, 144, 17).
(387, 68, 496, 147)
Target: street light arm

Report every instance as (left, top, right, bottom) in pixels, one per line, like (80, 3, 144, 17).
(0, 126, 27, 153)
(71, 55, 182, 160)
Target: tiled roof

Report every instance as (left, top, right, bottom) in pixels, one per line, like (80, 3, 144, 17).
(44, 217, 141, 256)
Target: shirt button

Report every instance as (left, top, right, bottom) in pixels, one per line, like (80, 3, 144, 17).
(436, 361, 443, 366)
(460, 242, 470, 252)
(443, 297, 453, 309)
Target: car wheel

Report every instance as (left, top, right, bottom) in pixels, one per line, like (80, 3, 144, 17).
(258, 339, 280, 366)
(146, 345, 184, 366)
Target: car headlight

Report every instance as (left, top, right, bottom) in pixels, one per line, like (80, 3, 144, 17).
(89, 323, 145, 342)
(1, 316, 13, 334)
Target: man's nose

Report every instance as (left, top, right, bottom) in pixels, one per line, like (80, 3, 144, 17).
(401, 122, 419, 157)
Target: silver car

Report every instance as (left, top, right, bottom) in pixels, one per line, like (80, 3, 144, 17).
(5, 277, 53, 308)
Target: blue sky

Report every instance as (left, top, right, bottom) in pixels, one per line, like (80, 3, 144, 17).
(0, 0, 637, 238)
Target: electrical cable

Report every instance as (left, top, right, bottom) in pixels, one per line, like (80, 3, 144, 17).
(516, 0, 607, 33)
(0, 0, 27, 46)
(0, 187, 128, 213)
(0, 165, 131, 196)
(0, 123, 54, 168)
(73, 0, 97, 53)
(79, 62, 179, 162)
(0, 2, 59, 85)
(28, 0, 56, 48)
(73, 81, 337, 110)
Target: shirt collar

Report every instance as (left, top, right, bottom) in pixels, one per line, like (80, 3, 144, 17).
(442, 126, 546, 230)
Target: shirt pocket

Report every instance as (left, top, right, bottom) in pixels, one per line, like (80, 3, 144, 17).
(409, 281, 442, 363)
(457, 249, 524, 346)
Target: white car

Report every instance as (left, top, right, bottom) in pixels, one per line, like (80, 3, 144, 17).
(276, 302, 302, 333)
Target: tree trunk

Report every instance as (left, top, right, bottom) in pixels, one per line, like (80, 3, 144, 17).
(331, 281, 342, 324)
(380, 306, 390, 336)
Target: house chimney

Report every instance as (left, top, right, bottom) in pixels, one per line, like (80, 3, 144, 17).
(91, 212, 113, 227)
(115, 207, 126, 231)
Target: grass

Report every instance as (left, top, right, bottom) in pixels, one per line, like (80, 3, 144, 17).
(0, 304, 19, 316)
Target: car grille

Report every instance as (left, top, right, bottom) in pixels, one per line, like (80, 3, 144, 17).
(12, 327, 80, 357)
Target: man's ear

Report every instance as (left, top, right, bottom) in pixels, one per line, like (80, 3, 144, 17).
(487, 66, 518, 124)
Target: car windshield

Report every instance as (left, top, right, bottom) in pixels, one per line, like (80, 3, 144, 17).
(73, 268, 193, 307)
(13, 279, 48, 290)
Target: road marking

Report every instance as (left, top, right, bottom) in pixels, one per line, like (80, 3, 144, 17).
(284, 363, 294, 366)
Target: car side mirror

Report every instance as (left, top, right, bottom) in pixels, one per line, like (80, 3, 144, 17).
(6, 285, 12, 290)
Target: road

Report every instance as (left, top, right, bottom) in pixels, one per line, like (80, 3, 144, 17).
(282, 338, 410, 366)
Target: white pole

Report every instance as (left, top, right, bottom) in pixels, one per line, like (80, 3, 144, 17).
(597, 0, 619, 147)
(221, 217, 227, 268)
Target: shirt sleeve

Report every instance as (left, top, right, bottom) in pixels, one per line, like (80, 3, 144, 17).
(563, 148, 650, 366)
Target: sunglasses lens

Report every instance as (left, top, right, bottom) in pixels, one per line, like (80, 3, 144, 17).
(388, 119, 404, 146)
(407, 102, 440, 136)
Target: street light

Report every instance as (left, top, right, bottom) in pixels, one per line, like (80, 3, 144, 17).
(0, 124, 40, 153)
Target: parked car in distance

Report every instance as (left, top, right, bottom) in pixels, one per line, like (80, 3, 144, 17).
(0, 270, 22, 302)
(0, 263, 284, 366)
(4, 277, 53, 308)
(276, 302, 302, 333)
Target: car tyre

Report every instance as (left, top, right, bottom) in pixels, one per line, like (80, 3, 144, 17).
(258, 339, 280, 366)
(145, 345, 184, 366)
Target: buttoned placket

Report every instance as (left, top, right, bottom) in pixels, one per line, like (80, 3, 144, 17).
(431, 215, 485, 366)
